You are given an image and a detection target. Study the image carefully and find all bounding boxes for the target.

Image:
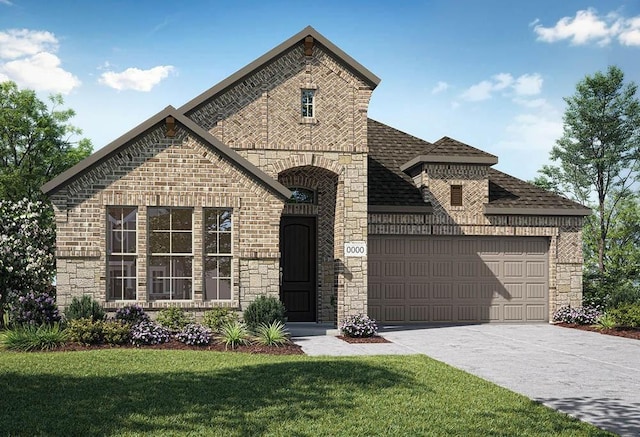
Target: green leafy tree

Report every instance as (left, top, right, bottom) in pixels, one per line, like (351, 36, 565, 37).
(536, 66, 640, 274)
(0, 81, 92, 202)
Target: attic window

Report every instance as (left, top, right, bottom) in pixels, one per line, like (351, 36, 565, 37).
(451, 185, 463, 207)
(301, 89, 315, 118)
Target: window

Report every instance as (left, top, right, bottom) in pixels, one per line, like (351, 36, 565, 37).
(107, 207, 137, 300)
(451, 185, 463, 207)
(148, 207, 193, 300)
(301, 89, 315, 118)
(287, 187, 315, 204)
(204, 208, 232, 300)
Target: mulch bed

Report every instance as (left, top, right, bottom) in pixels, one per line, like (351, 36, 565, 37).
(556, 323, 640, 340)
(337, 335, 390, 344)
(51, 339, 304, 355)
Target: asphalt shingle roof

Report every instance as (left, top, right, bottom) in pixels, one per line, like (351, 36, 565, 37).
(367, 118, 589, 214)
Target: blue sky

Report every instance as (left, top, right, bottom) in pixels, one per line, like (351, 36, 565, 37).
(1, 0, 639, 181)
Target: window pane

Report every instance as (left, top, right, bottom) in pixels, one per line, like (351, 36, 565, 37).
(204, 209, 219, 232)
(204, 257, 218, 278)
(219, 279, 231, 300)
(124, 278, 136, 300)
(219, 210, 232, 231)
(107, 208, 122, 232)
(149, 232, 170, 253)
(109, 278, 123, 300)
(121, 255, 136, 277)
(109, 232, 123, 254)
(204, 278, 218, 301)
(204, 233, 218, 254)
(172, 208, 192, 230)
(288, 187, 315, 204)
(172, 257, 192, 277)
(172, 233, 192, 253)
(123, 207, 137, 230)
(149, 278, 170, 300)
(148, 208, 170, 230)
(219, 257, 231, 277)
(123, 231, 137, 253)
(219, 233, 231, 254)
(172, 278, 192, 300)
(149, 256, 170, 272)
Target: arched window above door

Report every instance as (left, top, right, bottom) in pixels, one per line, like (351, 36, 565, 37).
(287, 187, 316, 204)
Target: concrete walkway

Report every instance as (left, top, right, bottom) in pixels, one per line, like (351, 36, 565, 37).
(289, 323, 640, 437)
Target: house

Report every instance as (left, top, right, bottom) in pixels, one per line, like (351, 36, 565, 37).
(42, 26, 590, 325)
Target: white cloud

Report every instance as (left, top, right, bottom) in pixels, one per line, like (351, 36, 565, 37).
(0, 29, 58, 59)
(512, 97, 548, 109)
(513, 73, 543, 96)
(461, 72, 541, 102)
(498, 112, 563, 152)
(431, 81, 449, 94)
(0, 0, 13, 6)
(533, 8, 640, 47)
(99, 65, 174, 91)
(0, 52, 81, 94)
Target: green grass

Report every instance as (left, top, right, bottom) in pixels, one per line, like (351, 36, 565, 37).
(0, 350, 611, 436)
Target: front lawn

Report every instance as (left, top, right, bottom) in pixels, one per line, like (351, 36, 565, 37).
(0, 351, 610, 436)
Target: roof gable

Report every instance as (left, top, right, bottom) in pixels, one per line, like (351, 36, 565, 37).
(179, 26, 381, 116)
(41, 106, 291, 200)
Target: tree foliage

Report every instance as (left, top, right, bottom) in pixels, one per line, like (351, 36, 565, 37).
(0, 81, 92, 202)
(536, 66, 640, 274)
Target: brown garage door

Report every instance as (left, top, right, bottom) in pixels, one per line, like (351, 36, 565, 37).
(368, 236, 549, 323)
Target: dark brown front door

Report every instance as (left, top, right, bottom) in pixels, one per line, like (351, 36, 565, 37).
(280, 216, 316, 322)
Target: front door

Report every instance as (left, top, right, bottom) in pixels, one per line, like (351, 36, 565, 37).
(280, 216, 316, 322)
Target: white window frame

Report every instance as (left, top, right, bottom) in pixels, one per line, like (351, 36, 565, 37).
(301, 89, 315, 118)
(203, 208, 233, 301)
(107, 207, 138, 301)
(148, 207, 194, 301)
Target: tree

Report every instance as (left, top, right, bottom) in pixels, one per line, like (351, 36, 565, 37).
(0, 81, 92, 202)
(536, 66, 640, 274)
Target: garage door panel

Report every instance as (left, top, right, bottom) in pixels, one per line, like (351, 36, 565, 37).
(409, 261, 430, 277)
(384, 283, 405, 300)
(409, 283, 430, 299)
(368, 236, 549, 323)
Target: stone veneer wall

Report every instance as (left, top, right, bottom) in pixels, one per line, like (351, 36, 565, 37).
(51, 125, 285, 314)
(187, 42, 373, 325)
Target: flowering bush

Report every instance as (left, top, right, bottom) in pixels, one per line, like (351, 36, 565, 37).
(129, 320, 171, 346)
(0, 199, 56, 325)
(176, 324, 212, 346)
(552, 305, 602, 325)
(114, 304, 149, 325)
(8, 290, 61, 326)
(340, 314, 378, 338)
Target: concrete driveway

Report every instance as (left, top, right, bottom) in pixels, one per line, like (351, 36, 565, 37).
(380, 324, 640, 437)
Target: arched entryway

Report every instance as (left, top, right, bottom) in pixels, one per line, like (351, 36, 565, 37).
(278, 166, 338, 322)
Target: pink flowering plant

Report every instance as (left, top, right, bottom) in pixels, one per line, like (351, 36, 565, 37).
(340, 314, 378, 338)
(0, 199, 55, 325)
(176, 324, 212, 346)
(552, 305, 602, 325)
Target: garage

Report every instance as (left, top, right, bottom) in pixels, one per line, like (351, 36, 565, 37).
(368, 235, 549, 323)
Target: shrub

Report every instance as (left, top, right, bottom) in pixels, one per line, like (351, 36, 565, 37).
(130, 320, 171, 346)
(202, 308, 239, 333)
(8, 290, 61, 326)
(595, 313, 617, 330)
(609, 304, 640, 328)
(340, 314, 378, 338)
(102, 320, 131, 345)
(0, 199, 56, 326)
(65, 295, 106, 322)
(114, 304, 149, 325)
(552, 305, 602, 325)
(1, 323, 67, 351)
(156, 307, 193, 332)
(243, 296, 286, 332)
(217, 321, 250, 349)
(254, 320, 289, 346)
(176, 324, 212, 346)
(66, 318, 103, 345)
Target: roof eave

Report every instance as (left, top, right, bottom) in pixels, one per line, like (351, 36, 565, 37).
(400, 154, 499, 172)
(484, 205, 592, 216)
(41, 107, 291, 201)
(179, 25, 380, 115)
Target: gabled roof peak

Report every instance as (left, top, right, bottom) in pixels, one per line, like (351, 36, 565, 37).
(179, 26, 380, 115)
